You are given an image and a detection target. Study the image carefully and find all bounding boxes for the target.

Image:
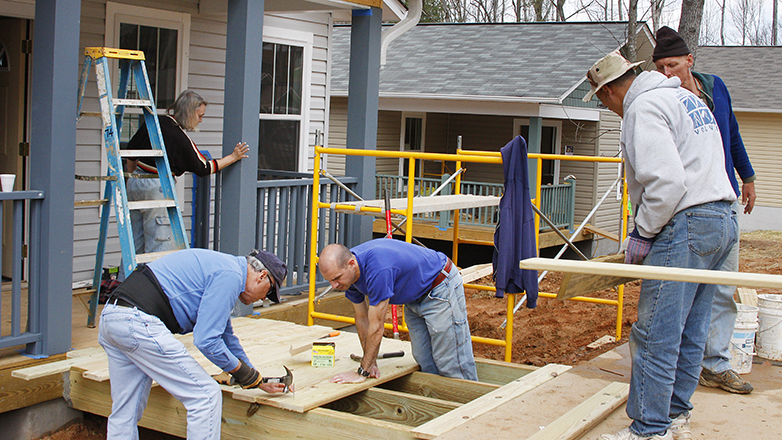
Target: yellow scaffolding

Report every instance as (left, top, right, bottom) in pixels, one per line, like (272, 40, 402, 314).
(307, 146, 628, 362)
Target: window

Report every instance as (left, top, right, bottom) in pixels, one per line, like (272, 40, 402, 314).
(105, 3, 190, 143)
(259, 41, 306, 172)
(399, 113, 426, 179)
(514, 119, 562, 185)
(0, 41, 8, 72)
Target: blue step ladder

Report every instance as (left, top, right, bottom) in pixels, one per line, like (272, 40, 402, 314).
(76, 47, 188, 326)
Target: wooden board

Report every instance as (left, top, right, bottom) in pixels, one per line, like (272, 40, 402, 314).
(526, 382, 629, 440)
(520, 258, 782, 290)
(737, 287, 758, 307)
(332, 194, 500, 216)
(410, 364, 572, 439)
(556, 254, 637, 300)
(460, 263, 493, 284)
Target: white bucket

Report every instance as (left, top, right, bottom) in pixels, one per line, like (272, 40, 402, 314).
(729, 304, 759, 374)
(757, 294, 782, 361)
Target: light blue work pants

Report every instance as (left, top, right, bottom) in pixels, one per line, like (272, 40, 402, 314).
(404, 264, 478, 381)
(627, 201, 736, 437)
(98, 303, 222, 440)
(702, 200, 741, 374)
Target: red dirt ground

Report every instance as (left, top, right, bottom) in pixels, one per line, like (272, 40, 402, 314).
(40, 231, 782, 439)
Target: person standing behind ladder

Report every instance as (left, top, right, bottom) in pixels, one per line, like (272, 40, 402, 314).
(125, 90, 250, 254)
(652, 26, 757, 395)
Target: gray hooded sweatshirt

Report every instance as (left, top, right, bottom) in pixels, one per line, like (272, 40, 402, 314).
(621, 71, 736, 238)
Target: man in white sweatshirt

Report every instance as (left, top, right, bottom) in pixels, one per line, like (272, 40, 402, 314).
(583, 51, 737, 440)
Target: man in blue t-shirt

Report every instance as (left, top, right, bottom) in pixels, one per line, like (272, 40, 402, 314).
(318, 239, 477, 383)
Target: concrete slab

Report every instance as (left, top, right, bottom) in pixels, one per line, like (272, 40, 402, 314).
(436, 343, 782, 440)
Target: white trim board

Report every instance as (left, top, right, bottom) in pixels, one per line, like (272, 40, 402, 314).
(519, 258, 782, 290)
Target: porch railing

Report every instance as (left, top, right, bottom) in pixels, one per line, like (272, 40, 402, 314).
(255, 171, 357, 296)
(375, 174, 575, 231)
(0, 191, 45, 355)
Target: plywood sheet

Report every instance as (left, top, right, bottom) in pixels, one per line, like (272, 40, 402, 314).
(331, 194, 500, 216)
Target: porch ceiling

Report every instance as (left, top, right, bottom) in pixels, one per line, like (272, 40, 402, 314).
(265, 0, 379, 12)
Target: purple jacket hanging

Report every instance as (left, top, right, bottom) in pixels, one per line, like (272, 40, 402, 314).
(492, 136, 539, 308)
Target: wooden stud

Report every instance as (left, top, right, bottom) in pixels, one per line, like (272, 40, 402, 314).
(556, 254, 636, 300)
(526, 382, 629, 440)
(323, 387, 460, 427)
(737, 287, 758, 307)
(475, 357, 538, 386)
(378, 371, 499, 404)
(411, 364, 572, 440)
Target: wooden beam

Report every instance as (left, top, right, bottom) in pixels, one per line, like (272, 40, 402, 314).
(556, 253, 637, 300)
(581, 224, 620, 242)
(378, 371, 499, 404)
(67, 367, 416, 440)
(520, 258, 782, 290)
(0, 355, 66, 413)
(460, 264, 493, 284)
(333, 195, 500, 216)
(411, 364, 572, 440)
(475, 357, 538, 386)
(737, 287, 758, 307)
(324, 387, 460, 427)
(526, 382, 629, 440)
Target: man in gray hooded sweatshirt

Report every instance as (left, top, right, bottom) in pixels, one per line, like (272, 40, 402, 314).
(583, 51, 737, 440)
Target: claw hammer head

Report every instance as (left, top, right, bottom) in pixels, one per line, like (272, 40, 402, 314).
(262, 365, 294, 393)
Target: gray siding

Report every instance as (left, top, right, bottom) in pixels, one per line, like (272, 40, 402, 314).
(594, 111, 625, 241)
(73, 2, 331, 282)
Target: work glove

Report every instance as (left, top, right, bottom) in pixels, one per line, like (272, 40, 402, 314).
(624, 228, 653, 265)
(232, 359, 263, 389)
(212, 371, 235, 386)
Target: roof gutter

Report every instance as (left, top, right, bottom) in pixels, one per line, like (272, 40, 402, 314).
(380, 0, 421, 66)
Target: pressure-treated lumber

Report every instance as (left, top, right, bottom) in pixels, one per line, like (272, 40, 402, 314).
(411, 364, 572, 439)
(67, 367, 415, 440)
(324, 387, 460, 427)
(332, 194, 500, 216)
(0, 354, 66, 413)
(475, 357, 538, 386)
(378, 371, 499, 404)
(520, 258, 782, 290)
(581, 224, 620, 242)
(556, 253, 637, 300)
(526, 382, 629, 440)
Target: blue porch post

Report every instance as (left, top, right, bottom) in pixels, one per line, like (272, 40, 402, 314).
(527, 117, 542, 193)
(221, 0, 263, 316)
(29, 0, 81, 355)
(345, 8, 381, 246)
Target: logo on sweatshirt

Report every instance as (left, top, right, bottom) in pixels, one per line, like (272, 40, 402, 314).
(677, 90, 717, 135)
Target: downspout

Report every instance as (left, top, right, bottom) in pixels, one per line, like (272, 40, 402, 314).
(380, 0, 422, 66)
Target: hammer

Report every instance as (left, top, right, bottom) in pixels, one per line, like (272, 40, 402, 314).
(349, 351, 405, 362)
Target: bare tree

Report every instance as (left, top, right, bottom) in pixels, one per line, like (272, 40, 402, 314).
(773, 0, 778, 45)
(650, 0, 665, 31)
(679, 0, 705, 58)
(626, 0, 638, 61)
(730, 0, 761, 45)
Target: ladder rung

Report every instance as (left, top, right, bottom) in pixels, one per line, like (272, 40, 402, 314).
(127, 200, 177, 210)
(79, 111, 104, 118)
(113, 98, 153, 107)
(135, 250, 180, 264)
(120, 150, 165, 158)
(75, 199, 109, 207)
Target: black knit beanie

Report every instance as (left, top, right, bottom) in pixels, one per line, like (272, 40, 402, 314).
(653, 26, 691, 61)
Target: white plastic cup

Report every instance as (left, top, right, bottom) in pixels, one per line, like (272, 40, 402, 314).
(0, 174, 15, 192)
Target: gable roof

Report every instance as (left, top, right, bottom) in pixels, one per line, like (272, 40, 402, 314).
(694, 46, 782, 112)
(331, 22, 653, 103)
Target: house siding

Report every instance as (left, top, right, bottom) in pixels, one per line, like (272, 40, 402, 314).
(72, 1, 330, 282)
(736, 111, 782, 208)
(593, 111, 624, 241)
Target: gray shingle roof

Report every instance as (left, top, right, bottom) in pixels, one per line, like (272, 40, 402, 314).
(694, 46, 782, 111)
(331, 22, 638, 101)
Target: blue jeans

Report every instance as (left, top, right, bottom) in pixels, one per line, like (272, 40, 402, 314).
(627, 201, 736, 437)
(702, 200, 741, 374)
(126, 169, 176, 254)
(404, 264, 478, 380)
(99, 303, 222, 440)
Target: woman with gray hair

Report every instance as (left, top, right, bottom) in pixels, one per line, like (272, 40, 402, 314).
(125, 90, 250, 254)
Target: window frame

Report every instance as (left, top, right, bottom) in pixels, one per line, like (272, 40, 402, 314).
(259, 26, 313, 173)
(399, 112, 426, 178)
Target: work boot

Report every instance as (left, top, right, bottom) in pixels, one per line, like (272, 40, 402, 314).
(699, 368, 753, 394)
(599, 427, 672, 440)
(669, 412, 692, 440)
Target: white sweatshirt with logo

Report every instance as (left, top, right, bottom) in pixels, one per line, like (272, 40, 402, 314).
(621, 71, 736, 238)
